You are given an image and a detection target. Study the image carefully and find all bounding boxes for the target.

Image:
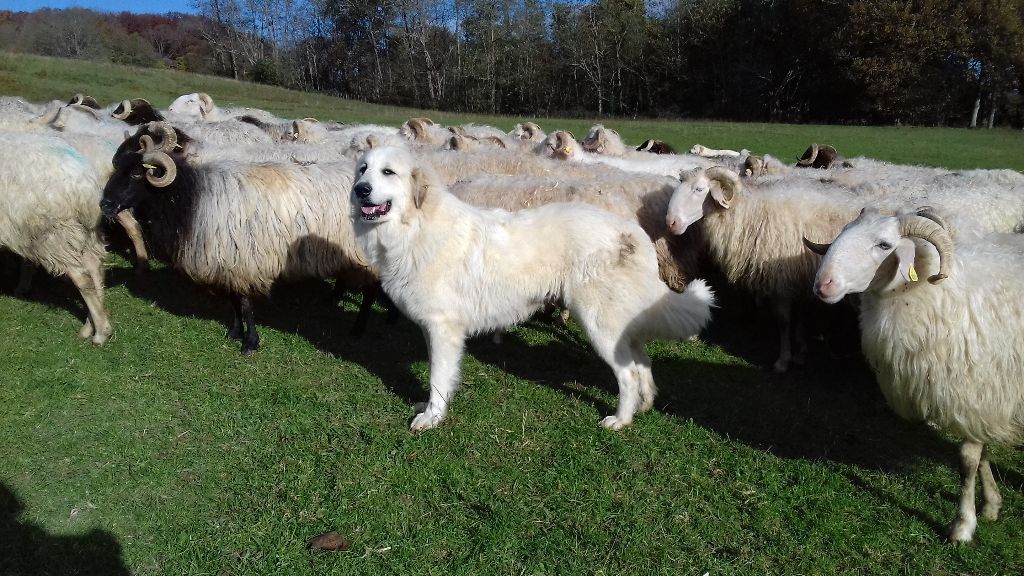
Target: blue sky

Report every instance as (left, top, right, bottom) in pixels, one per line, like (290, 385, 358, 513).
(3, 0, 197, 14)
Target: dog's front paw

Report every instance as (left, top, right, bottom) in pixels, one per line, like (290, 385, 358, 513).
(410, 408, 445, 432)
(599, 415, 632, 431)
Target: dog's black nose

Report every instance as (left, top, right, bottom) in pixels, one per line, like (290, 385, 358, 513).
(354, 182, 372, 199)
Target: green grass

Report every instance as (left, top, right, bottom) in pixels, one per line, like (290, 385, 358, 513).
(1, 52, 1023, 575)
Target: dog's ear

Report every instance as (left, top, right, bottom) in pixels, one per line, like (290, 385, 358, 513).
(410, 167, 433, 209)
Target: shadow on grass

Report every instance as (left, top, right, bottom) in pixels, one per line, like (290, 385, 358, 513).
(0, 483, 131, 576)
(0, 252, 89, 327)
(99, 262, 998, 480)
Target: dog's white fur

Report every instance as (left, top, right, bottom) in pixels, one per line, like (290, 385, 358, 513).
(352, 147, 716, 431)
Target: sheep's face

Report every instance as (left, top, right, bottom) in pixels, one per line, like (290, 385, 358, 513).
(353, 147, 424, 225)
(167, 92, 212, 120)
(101, 150, 179, 217)
(510, 122, 543, 141)
(541, 131, 577, 160)
(812, 211, 912, 304)
(666, 169, 741, 235)
(581, 125, 605, 153)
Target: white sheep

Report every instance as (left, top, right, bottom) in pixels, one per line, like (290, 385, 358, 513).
(508, 121, 545, 142)
(165, 92, 279, 123)
(99, 135, 375, 355)
(666, 167, 869, 372)
(450, 172, 704, 293)
(0, 132, 112, 344)
(690, 144, 741, 157)
(809, 207, 1024, 543)
(542, 130, 715, 177)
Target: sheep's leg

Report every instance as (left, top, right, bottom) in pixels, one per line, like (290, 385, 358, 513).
(410, 324, 465, 432)
(67, 263, 110, 346)
(226, 296, 244, 341)
(791, 303, 807, 367)
(83, 251, 112, 344)
(948, 440, 983, 543)
(115, 209, 149, 274)
(772, 298, 793, 373)
(350, 284, 378, 338)
(13, 259, 36, 296)
(238, 295, 260, 355)
(978, 447, 1002, 521)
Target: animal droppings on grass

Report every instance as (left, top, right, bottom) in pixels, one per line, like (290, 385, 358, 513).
(307, 530, 350, 552)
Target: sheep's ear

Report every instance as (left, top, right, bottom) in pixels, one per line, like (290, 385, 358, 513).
(410, 167, 433, 209)
(893, 238, 919, 282)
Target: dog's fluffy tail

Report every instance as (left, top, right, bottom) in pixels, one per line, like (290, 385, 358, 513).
(638, 279, 716, 341)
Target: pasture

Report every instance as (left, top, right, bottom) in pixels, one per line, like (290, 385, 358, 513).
(1, 52, 1023, 575)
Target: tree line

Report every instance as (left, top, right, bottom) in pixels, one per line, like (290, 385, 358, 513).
(3, 1, 1024, 127)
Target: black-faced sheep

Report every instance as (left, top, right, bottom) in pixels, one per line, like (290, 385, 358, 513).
(99, 135, 375, 354)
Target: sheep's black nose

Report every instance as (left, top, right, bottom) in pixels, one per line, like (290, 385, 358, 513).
(354, 182, 372, 199)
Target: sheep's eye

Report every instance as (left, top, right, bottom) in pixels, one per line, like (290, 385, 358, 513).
(876, 241, 893, 251)
(382, 168, 395, 176)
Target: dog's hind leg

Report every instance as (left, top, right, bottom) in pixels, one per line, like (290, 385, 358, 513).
(410, 325, 465, 432)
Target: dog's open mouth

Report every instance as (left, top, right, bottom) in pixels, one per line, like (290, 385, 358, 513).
(360, 201, 392, 221)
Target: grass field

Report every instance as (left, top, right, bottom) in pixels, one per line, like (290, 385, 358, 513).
(1, 52, 1023, 575)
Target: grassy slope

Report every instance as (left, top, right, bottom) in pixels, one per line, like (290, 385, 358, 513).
(0, 52, 1022, 575)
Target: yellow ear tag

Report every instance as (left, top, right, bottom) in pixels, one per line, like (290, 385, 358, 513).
(142, 163, 157, 170)
(565, 146, 573, 154)
(744, 168, 752, 176)
(908, 263, 918, 282)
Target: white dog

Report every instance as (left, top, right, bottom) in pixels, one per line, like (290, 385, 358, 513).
(351, 147, 716, 431)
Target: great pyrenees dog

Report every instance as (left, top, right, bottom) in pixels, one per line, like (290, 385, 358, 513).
(351, 147, 715, 431)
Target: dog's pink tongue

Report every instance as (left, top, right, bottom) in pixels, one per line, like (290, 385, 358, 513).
(361, 205, 378, 215)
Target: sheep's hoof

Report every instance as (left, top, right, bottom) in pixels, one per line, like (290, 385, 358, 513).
(981, 501, 1001, 521)
(946, 516, 977, 543)
(600, 415, 632, 430)
(134, 260, 150, 275)
(772, 359, 790, 373)
(79, 320, 95, 339)
(241, 344, 259, 356)
(226, 327, 242, 341)
(410, 409, 444, 432)
(91, 326, 112, 346)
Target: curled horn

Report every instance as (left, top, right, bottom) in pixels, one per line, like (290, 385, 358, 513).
(145, 121, 178, 152)
(744, 155, 765, 177)
(899, 213, 953, 283)
(705, 166, 742, 208)
(112, 99, 132, 120)
(802, 237, 831, 256)
(797, 143, 819, 166)
(141, 150, 177, 187)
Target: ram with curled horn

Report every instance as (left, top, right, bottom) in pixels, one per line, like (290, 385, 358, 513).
(111, 98, 165, 125)
(809, 205, 1024, 544)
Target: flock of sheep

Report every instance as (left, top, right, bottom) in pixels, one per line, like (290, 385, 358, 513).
(0, 91, 1022, 544)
